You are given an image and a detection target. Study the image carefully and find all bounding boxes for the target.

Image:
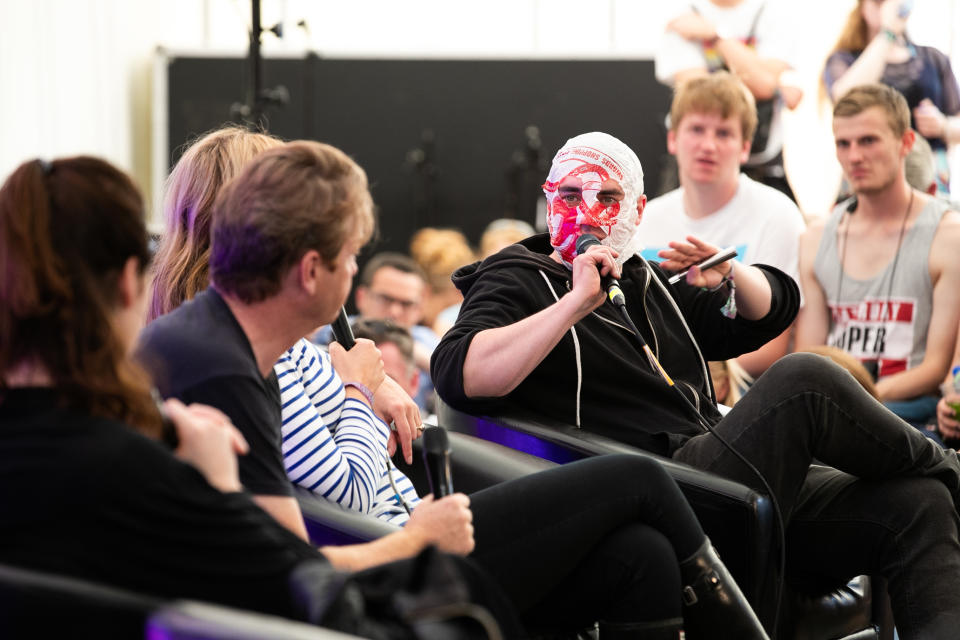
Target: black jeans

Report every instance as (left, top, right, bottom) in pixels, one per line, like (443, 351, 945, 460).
(674, 352, 960, 639)
(468, 454, 705, 632)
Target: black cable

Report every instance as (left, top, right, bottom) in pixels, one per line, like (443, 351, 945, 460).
(612, 300, 786, 636)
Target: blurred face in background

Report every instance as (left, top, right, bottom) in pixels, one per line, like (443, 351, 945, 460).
(379, 341, 419, 398)
(355, 266, 425, 329)
(668, 111, 750, 188)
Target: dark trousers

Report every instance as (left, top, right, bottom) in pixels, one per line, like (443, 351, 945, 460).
(468, 454, 705, 632)
(673, 352, 960, 639)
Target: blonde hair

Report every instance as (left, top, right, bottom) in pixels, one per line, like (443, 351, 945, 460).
(148, 126, 282, 321)
(833, 83, 911, 137)
(800, 346, 880, 399)
(480, 218, 535, 258)
(670, 71, 758, 144)
(211, 140, 375, 303)
(834, 0, 871, 55)
(409, 228, 476, 293)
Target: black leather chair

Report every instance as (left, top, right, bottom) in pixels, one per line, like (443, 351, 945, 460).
(0, 562, 361, 639)
(437, 399, 894, 640)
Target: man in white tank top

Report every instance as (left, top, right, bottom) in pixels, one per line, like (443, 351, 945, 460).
(797, 83, 960, 428)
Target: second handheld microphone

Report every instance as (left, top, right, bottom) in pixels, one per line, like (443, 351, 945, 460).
(575, 234, 625, 307)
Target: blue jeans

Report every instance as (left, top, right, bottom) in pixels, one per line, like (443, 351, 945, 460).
(673, 353, 960, 639)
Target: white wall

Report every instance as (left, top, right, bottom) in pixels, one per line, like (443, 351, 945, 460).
(0, 0, 957, 222)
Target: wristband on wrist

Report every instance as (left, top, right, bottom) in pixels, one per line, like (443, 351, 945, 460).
(343, 381, 375, 405)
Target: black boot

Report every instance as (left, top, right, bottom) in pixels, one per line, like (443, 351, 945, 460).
(599, 618, 684, 639)
(679, 539, 769, 640)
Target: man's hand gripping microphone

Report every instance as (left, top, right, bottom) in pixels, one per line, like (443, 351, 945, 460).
(575, 233, 625, 307)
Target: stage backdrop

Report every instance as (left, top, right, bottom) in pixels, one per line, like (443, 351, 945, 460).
(162, 54, 672, 255)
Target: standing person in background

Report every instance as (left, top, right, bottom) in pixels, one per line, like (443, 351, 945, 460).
(641, 72, 806, 380)
(796, 83, 960, 431)
(654, 0, 803, 200)
(823, 0, 960, 194)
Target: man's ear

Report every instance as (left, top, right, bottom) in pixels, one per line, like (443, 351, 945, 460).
(407, 368, 421, 399)
(117, 256, 141, 308)
(739, 137, 752, 164)
(666, 129, 678, 155)
(354, 285, 369, 314)
(298, 250, 322, 295)
(636, 194, 647, 225)
(901, 128, 916, 158)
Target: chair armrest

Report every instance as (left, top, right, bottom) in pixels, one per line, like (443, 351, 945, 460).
(295, 489, 400, 547)
(393, 430, 559, 495)
(0, 562, 362, 639)
(149, 601, 363, 639)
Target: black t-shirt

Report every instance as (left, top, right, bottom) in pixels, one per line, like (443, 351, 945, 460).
(0, 388, 325, 618)
(137, 288, 290, 496)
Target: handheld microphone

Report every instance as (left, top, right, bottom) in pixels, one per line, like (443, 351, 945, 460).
(667, 247, 738, 285)
(575, 234, 625, 307)
(330, 307, 356, 350)
(422, 427, 454, 498)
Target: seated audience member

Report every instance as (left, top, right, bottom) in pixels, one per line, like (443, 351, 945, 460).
(823, 0, 960, 194)
(137, 139, 769, 638)
(408, 228, 476, 336)
(432, 130, 960, 639)
(905, 129, 938, 196)
(796, 84, 960, 430)
(316, 252, 436, 411)
(799, 345, 880, 400)
(433, 218, 537, 336)
(708, 360, 749, 407)
(352, 318, 420, 401)
(640, 72, 806, 378)
(655, 0, 803, 200)
(0, 155, 520, 635)
(479, 218, 536, 258)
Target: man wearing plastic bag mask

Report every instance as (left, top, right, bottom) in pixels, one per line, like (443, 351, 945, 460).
(543, 132, 645, 269)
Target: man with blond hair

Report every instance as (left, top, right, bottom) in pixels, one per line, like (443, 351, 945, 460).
(797, 83, 960, 431)
(640, 72, 805, 378)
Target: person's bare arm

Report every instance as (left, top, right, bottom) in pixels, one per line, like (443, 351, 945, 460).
(875, 214, 960, 401)
(794, 222, 831, 350)
(665, 11, 787, 101)
(320, 493, 473, 572)
(252, 495, 309, 541)
(829, 2, 907, 102)
(462, 245, 616, 399)
(736, 325, 793, 377)
(658, 237, 773, 321)
(914, 100, 960, 145)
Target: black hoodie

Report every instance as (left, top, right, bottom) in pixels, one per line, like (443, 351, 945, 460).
(431, 234, 800, 456)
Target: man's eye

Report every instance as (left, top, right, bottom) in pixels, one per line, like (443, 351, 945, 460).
(562, 194, 581, 206)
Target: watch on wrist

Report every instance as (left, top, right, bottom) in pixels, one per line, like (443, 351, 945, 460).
(343, 381, 375, 405)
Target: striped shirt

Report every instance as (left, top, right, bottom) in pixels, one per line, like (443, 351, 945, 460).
(275, 338, 420, 525)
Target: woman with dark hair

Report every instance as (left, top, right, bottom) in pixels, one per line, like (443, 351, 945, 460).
(823, 0, 960, 193)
